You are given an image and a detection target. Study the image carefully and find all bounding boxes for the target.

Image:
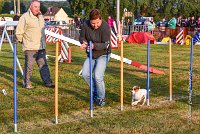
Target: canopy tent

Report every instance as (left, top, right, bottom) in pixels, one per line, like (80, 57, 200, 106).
(126, 32, 155, 44)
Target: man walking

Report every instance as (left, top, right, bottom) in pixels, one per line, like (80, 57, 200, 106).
(16, 0, 53, 88)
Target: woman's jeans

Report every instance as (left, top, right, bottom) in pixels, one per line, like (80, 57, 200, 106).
(82, 54, 110, 100)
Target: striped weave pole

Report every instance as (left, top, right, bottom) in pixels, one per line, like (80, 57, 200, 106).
(89, 41, 93, 117)
(146, 40, 150, 106)
(13, 42, 18, 132)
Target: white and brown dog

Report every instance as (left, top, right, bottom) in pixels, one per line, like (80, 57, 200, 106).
(131, 86, 147, 106)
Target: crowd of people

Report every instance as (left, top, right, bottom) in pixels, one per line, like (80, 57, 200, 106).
(157, 16, 200, 42)
(107, 15, 200, 42)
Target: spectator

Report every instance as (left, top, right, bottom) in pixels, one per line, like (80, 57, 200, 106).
(158, 17, 166, 41)
(80, 9, 111, 106)
(168, 16, 177, 42)
(16, 0, 53, 89)
(143, 18, 149, 32)
(197, 17, 200, 32)
(13, 12, 21, 21)
(189, 16, 197, 36)
(147, 18, 155, 34)
(125, 18, 132, 35)
(181, 18, 189, 37)
(107, 15, 114, 29)
(75, 16, 83, 29)
(177, 15, 182, 28)
(198, 17, 200, 26)
(176, 15, 182, 36)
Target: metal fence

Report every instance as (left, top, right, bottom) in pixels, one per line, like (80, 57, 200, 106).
(122, 25, 148, 35)
(62, 25, 81, 41)
(1, 24, 199, 43)
(0, 24, 81, 42)
(122, 24, 199, 41)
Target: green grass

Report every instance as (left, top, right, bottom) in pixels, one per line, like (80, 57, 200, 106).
(0, 42, 200, 133)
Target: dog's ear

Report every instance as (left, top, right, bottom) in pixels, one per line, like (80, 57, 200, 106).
(135, 86, 140, 89)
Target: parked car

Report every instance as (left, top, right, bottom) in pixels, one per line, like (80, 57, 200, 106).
(133, 16, 153, 26)
(45, 20, 68, 29)
(133, 18, 144, 25)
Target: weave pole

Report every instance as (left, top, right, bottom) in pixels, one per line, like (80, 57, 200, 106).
(189, 39, 193, 98)
(169, 39, 172, 101)
(146, 40, 150, 106)
(13, 42, 18, 132)
(188, 39, 193, 124)
(89, 41, 93, 117)
(120, 40, 124, 111)
(55, 41, 59, 124)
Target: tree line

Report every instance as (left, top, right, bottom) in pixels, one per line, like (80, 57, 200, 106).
(68, 0, 200, 21)
(0, 0, 72, 17)
(0, 0, 199, 22)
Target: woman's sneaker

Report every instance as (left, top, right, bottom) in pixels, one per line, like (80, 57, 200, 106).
(45, 83, 55, 88)
(97, 99, 105, 106)
(93, 95, 98, 102)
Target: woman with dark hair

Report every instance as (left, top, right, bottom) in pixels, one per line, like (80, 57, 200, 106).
(80, 9, 111, 106)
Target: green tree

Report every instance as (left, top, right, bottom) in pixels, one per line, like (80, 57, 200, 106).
(62, 0, 200, 21)
(20, 2, 27, 14)
(1, 1, 12, 14)
(0, 0, 5, 13)
(40, 2, 47, 14)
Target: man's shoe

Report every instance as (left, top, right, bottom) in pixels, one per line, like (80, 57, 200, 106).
(45, 83, 55, 88)
(23, 84, 34, 89)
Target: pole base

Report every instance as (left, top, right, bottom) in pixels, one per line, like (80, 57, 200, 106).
(170, 96, 172, 101)
(147, 99, 150, 106)
(90, 110, 93, 118)
(14, 124, 17, 132)
(120, 105, 123, 111)
(55, 116, 58, 124)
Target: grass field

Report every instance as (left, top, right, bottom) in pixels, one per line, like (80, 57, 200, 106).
(0, 42, 200, 134)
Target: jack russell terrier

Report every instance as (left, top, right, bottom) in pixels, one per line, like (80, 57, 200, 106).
(131, 86, 147, 106)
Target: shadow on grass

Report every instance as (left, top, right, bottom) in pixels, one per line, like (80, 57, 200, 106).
(106, 65, 190, 103)
(0, 65, 22, 87)
(0, 114, 13, 133)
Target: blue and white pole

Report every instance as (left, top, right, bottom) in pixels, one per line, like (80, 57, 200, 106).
(89, 41, 93, 117)
(188, 38, 194, 124)
(13, 42, 18, 132)
(146, 40, 150, 106)
(189, 39, 193, 93)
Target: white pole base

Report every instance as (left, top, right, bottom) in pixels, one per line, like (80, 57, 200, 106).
(120, 105, 123, 111)
(170, 96, 172, 101)
(14, 124, 17, 132)
(90, 110, 93, 118)
(55, 116, 58, 124)
(147, 99, 150, 106)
